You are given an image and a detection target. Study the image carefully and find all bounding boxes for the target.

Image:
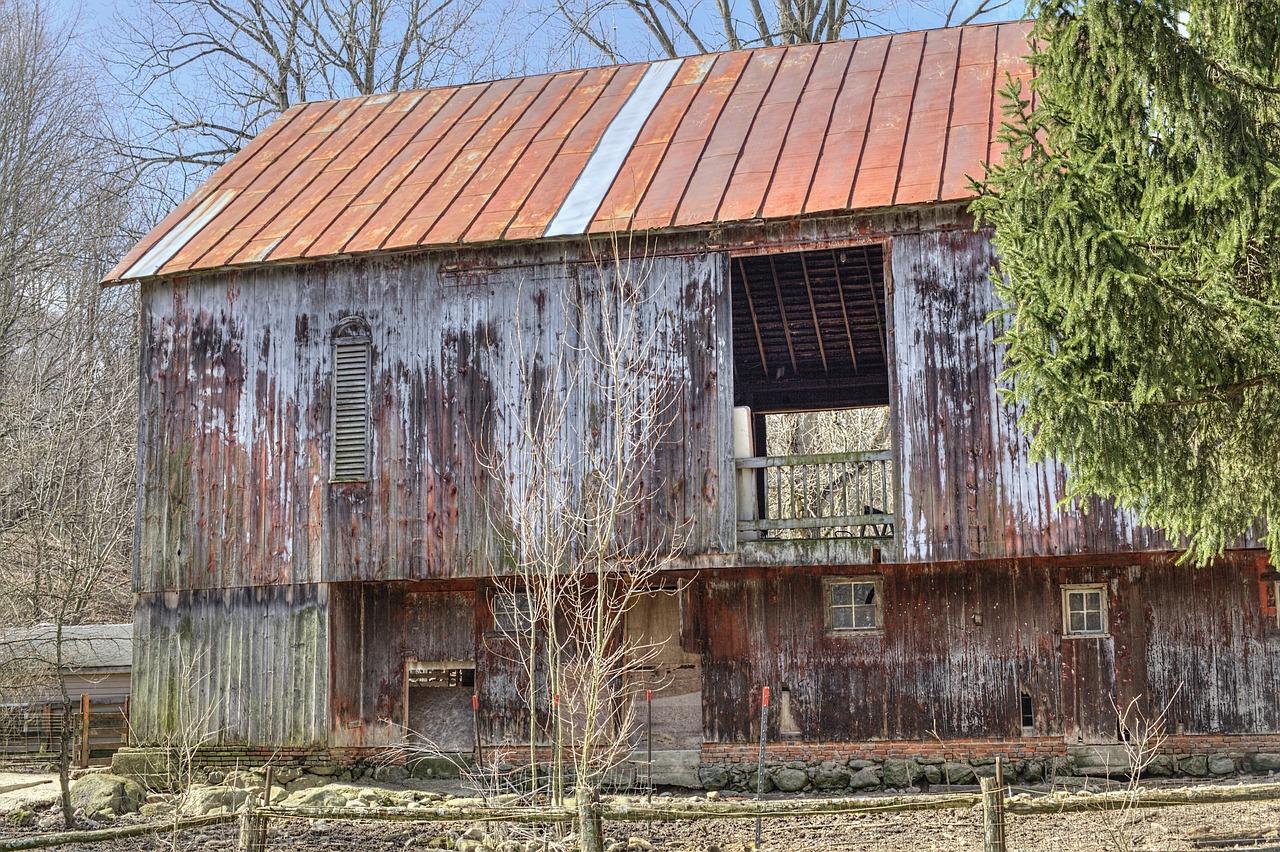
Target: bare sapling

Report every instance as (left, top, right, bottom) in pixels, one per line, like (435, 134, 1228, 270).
(1096, 687, 1182, 852)
(477, 234, 690, 852)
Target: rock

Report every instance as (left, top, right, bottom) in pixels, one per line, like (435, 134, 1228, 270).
(1180, 755, 1209, 777)
(772, 767, 808, 793)
(374, 764, 411, 784)
(309, 764, 339, 777)
(281, 786, 352, 809)
(848, 767, 882, 790)
(812, 763, 851, 790)
(139, 802, 174, 818)
(70, 774, 144, 819)
(409, 756, 465, 779)
(919, 763, 942, 785)
(287, 774, 329, 792)
(1020, 760, 1044, 782)
(223, 770, 264, 789)
(274, 766, 303, 784)
(626, 837, 653, 851)
(310, 820, 331, 834)
(698, 765, 730, 790)
(605, 842, 624, 852)
(460, 826, 487, 841)
(846, 759, 875, 770)
(1143, 755, 1175, 777)
(181, 785, 252, 816)
(705, 790, 720, 800)
(1208, 756, 1235, 775)
(881, 759, 911, 788)
(1252, 753, 1280, 772)
(941, 763, 976, 785)
(205, 771, 225, 785)
(742, 769, 773, 794)
(456, 841, 482, 852)
(6, 808, 33, 827)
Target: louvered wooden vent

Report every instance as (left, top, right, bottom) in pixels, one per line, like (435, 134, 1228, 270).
(332, 339, 371, 481)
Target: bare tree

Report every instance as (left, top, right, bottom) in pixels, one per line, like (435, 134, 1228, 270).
(473, 237, 689, 851)
(548, 0, 1020, 64)
(111, 0, 510, 194)
(0, 0, 137, 829)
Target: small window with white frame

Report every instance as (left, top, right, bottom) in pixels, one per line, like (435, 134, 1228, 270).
(1062, 584, 1108, 637)
(825, 577, 882, 633)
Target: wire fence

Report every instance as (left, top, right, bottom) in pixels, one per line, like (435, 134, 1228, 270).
(0, 697, 128, 769)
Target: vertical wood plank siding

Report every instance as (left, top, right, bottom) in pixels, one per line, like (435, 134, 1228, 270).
(696, 552, 1280, 743)
(131, 584, 329, 746)
(137, 249, 731, 592)
(328, 583, 479, 748)
(889, 230, 1167, 562)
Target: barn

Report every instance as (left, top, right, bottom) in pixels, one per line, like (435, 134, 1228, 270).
(104, 20, 1280, 789)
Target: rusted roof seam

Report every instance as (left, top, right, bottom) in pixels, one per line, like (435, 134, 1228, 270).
(889, 31, 931, 207)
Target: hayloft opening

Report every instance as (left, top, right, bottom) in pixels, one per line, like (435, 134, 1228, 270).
(730, 244, 895, 543)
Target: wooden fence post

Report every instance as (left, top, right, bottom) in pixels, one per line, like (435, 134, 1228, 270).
(78, 695, 89, 769)
(236, 769, 273, 852)
(980, 774, 1006, 852)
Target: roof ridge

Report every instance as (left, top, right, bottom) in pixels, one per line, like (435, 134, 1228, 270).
(290, 19, 1030, 110)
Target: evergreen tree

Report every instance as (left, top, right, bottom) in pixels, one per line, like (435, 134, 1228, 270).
(973, 0, 1280, 564)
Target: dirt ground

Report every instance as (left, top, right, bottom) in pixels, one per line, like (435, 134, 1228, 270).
(3, 775, 1280, 851)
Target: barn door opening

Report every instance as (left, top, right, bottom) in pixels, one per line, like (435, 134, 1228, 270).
(404, 660, 476, 753)
(730, 244, 895, 542)
(626, 591, 702, 751)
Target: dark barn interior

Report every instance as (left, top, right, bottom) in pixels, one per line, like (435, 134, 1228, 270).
(730, 244, 889, 413)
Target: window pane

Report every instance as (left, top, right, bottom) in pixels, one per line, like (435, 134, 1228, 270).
(853, 583, 876, 606)
(1086, 611, 1102, 632)
(854, 605, 876, 629)
(1067, 591, 1084, 615)
(1069, 611, 1085, 633)
(1085, 591, 1102, 613)
(830, 583, 852, 606)
(831, 606, 853, 629)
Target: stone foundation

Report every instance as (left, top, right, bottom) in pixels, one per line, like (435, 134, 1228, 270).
(114, 734, 1280, 793)
(697, 736, 1280, 793)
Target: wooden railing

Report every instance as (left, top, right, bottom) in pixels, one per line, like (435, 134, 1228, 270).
(735, 449, 895, 541)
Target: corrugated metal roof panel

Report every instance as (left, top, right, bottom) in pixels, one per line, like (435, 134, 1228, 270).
(104, 21, 1032, 285)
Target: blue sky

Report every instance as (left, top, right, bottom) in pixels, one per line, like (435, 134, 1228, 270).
(52, 0, 1028, 70)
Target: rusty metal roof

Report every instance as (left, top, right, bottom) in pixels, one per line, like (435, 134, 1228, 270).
(104, 21, 1032, 284)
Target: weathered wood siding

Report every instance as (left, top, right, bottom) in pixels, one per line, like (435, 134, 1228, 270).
(137, 249, 731, 592)
(131, 584, 329, 747)
(329, 582, 480, 749)
(889, 229, 1167, 562)
(695, 552, 1279, 743)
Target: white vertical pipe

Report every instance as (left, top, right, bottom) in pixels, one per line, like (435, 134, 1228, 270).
(733, 406, 759, 540)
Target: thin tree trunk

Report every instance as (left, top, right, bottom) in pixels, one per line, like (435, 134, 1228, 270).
(575, 786, 603, 852)
(57, 700, 74, 829)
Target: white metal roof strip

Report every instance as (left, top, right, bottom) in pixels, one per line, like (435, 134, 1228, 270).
(543, 58, 684, 237)
(123, 189, 237, 280)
